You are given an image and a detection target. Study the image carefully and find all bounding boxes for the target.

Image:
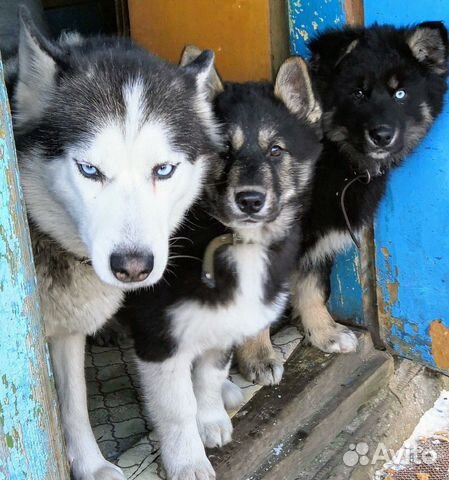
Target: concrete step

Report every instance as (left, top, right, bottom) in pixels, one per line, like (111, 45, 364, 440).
(294, 358, 449, 480)
(211, 331, 394, 480)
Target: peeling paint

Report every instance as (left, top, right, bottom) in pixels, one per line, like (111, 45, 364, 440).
(370, 0, 449, 376)
(430, 320, 449, 370)
(288, 0, 347, 57)
(0, 55, 69, 478)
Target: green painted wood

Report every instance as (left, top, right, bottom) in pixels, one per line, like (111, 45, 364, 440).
(0, 53, 69, 480)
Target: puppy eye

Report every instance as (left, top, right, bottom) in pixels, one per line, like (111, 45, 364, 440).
(353, 88, 366, 100)
(153, 163, 177, 179)
(76, 161, 104, 181)
(270, 145, 283, 157)
(394, 88, 406, 100)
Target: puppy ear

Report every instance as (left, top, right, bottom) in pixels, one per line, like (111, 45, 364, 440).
(308, 28, 362, 73)
(275, 56, 321, 124)
(180, 45, 224, 100)
(406, 22, 449, 75)
(15, 7, 63, 125)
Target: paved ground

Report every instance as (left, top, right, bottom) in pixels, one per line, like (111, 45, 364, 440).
(86, 326, 302, 479)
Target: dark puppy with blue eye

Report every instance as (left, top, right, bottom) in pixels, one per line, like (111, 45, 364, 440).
(123, 50, 322, 480)
(238, 22, 449, 373)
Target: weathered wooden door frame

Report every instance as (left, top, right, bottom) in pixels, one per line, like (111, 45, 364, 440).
(0, 54, 68, 479)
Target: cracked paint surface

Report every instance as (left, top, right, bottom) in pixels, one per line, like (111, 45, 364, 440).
(0, 57, 68, 479)
(369, 1, 449, 373)
(288, 0, 345, 57)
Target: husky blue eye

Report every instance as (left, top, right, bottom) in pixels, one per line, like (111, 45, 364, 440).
(76, 161, 103, 181)
(394, 89, 406, 100)
(154, 163, 176, 179)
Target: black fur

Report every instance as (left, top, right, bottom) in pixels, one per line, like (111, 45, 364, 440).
(125, 81, 321, 363)
(7, 35, 217, 163)
(300, 22, 449, 298)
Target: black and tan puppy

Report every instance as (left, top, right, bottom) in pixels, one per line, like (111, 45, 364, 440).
(238, 22, 449, 379)
(123, 50, 322, 479)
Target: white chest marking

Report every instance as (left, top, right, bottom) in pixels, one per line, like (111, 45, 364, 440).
(170, 243, 288, 357)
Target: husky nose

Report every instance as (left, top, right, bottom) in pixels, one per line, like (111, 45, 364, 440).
(368, 125, 395, 147)
(235, 191, 266, 214)
(110, 252, 154, 283)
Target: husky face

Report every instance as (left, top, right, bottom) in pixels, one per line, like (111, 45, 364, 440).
(207, 58, 322, 241)
(13, 24, 221, 288)
(310, 22, 449, 174)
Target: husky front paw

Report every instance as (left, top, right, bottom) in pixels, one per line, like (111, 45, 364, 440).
(72, 459, 126, 480)
(94, 463, 127, 480)
(197, 408, 233, 448)
(238, 354, 284, 386)
(222, 379, 243, 410)
(308, 322, 358, 353)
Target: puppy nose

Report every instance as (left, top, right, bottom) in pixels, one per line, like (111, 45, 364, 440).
(368, 125, 395, 147)
(110, 252, 154, 283)
(235, 191, 266, 214)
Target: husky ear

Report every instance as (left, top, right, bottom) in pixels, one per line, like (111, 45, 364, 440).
(406, 22, 449, 75)
(275, 56, 321, 124)
(180, 46, 224, 100)
(15, 7, 63, 124)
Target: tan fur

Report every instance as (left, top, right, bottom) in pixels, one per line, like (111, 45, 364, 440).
(236, 328, 284, 385)
(274, 56, 322, 124)
(232, 125, 244, 150)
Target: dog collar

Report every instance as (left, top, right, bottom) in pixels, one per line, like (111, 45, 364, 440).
(201, 233, 244, 288)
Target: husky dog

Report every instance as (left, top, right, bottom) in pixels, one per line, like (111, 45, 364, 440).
(6, 11, 221, 480)
(123, 50, 322, 479)
(238, 22, 449, 375)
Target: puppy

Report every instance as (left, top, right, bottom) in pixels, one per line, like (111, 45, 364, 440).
(237, 22, 449, 380)
(124, 53, 322, 479)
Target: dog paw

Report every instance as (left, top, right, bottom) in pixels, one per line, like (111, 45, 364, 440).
(222, 379, 243, 411)
(239, 355, 284, 386)
(308, 323, 358, 354)
(168, 459, 216, 480)
(72, 459, 126, 480)
(197, 408, 233, 448)
(94, 463, 127, 480)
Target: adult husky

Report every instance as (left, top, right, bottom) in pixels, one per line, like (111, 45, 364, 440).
(5, 11, 221, 480)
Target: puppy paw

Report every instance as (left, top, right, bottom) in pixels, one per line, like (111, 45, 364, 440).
(197, 408, 233, 448)
(238, 354, 284, 386)
(308, 322, 358, 353)
(221, 379, 243, 411)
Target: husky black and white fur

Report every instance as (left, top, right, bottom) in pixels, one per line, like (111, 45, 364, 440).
(238, 21, 449, 381)
(6, 12, 221, 480)
(124, 51, 322, 480)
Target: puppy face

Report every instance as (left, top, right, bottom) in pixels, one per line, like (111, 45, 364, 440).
(310, 22, 449, 174)
(205, 58, 322, 239)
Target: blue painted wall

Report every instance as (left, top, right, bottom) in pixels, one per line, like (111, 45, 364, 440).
(366, 1, 449, 372)
(0, 57, 68, 478)
(288, 0, 365, 325)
